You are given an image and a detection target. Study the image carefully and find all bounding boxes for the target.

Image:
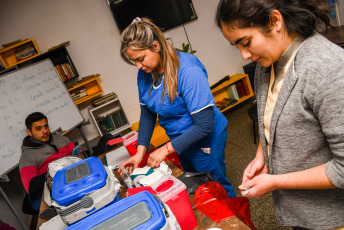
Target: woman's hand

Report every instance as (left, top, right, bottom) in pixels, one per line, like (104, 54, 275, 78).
(242, 153, 268, 183)
(147, 146, 169, 168)
(239, 141, 269, 197)
(239, 156, 269, 197)
(239, 174, 276, 198)
(118, 145, 147, 175)
(118, 153, 143, 175)
(243, 141, 268, 182)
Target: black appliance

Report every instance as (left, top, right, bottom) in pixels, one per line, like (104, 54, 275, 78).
(108, 0, 197, 32)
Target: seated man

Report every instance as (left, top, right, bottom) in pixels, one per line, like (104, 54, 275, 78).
(19, 112, 75, 211)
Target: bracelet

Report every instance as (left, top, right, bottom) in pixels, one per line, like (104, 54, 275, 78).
(165, 143, 171, 155)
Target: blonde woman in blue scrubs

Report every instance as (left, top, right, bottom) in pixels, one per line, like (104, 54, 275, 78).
(118, 17, 236, 198)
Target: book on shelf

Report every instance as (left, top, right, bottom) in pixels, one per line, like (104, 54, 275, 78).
(114, 111, 122, 128)
(15, 44, 38, 61)
(15, 49, 36, 58)
(54, 65, 65, 81)
(96, 116, 107, 135)
(104, 116, 113, 132)
(216, 98, 237, 110)
(93, 92, 118, 107)
(72, 90, 88, 101)
(16, 52, 38, 61)
(109, 114, 117, 130)
(242, 78, 251, 95)
(235, 80, 246, 98)
(226, 84, 240, 100)
(66, 55, 77, 75)
(54, 63, 76, 81)
(95, 109, 127, 135)
(72, 88, 86, 94)
(100, 116, 110, 133)
(93, 95, 117, 107)
(71, 88, 86, 97)
(72, 93, 88, 101)
(110, 112, 120, 129)
(61, 63, 73, 79)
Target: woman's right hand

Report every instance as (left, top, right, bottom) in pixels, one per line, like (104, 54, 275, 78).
(118, 153, 143, 176)
(242, 154, 268, 183)
(118, 145, 147, 175)
(242, 141, 268, 183)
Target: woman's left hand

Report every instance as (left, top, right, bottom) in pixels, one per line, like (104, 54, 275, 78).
(147, 146, 169, 168)
(239, 173, 277, 199)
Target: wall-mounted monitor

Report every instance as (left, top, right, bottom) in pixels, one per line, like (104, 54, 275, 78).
(108, 0, 197, 32)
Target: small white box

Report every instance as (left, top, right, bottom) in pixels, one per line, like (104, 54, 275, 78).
(105, 146, 131, 168)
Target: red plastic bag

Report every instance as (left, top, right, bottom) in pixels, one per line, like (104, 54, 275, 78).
(166, 152, 183, 170)
(194, 181, 256, 230)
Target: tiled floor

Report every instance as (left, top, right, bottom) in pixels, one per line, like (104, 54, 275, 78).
(224, 100, 292, 230)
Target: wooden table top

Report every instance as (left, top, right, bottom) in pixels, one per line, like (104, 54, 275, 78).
(37, 159, 251, 230)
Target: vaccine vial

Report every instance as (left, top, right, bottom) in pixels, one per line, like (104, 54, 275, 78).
(121, 168, 135, 189)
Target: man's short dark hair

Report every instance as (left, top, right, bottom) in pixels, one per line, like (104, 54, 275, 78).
(25, 112, 48, 130)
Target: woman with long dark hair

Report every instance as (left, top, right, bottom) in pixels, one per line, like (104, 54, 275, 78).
(216, 0, 344, 229)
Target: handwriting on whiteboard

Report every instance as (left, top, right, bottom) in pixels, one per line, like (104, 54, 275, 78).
(0, 65, 71, 161)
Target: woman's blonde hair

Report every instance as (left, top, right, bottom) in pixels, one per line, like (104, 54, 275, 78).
(120, 17, 179, 102)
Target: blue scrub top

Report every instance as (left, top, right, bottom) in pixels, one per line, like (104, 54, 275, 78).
(137, 52, 227, 140)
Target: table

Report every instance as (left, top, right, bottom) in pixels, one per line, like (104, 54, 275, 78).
(37, 159, 251, 230)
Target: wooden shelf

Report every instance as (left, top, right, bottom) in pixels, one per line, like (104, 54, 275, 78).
(23, 45, 79, 82)
(0, 39, 41, 68)
(68, 75, 104, 105)
(211, 74, 254, 113)
(89, 98, 130, 136)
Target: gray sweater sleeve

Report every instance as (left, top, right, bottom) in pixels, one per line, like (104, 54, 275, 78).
(310, 62, 344, 189)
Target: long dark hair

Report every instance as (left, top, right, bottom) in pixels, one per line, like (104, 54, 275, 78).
(216, 0, 332, 38)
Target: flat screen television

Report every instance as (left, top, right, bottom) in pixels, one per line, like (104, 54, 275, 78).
(108, 0, 197, 32)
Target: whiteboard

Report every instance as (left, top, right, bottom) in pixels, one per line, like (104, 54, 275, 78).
(0, 59, 84, 177)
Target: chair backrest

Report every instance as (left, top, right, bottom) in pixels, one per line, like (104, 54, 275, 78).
(243, 62, 257, 91)
(22, 194, 39, 215)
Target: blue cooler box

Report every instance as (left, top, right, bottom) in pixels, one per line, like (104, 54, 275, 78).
(65, 191, 170, 230)
(51, 156, 121, 225)
(52, 156, 107, 206)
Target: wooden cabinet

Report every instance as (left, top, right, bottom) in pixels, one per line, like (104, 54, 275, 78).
(0, 39, 40, 68)
(211, 74, 254, 113)
(68, 74, 104, 105)
(89, 98, 130, 136)
(23, 45, 79, 82)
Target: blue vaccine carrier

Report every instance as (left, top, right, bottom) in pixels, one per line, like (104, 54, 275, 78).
(52, 156, 121, 225)
(66, 191, 180, 230)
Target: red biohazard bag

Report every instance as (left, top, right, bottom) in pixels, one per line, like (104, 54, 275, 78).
(194, 181, 256, 230)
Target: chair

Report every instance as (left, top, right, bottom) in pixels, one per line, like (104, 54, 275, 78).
(247, 100, 258, 144)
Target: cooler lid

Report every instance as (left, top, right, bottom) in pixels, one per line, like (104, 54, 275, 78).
(52, 156, 107, 206)
(65, 191, 166, 230)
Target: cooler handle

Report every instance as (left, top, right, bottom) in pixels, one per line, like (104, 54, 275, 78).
(152, 194, 169, 218)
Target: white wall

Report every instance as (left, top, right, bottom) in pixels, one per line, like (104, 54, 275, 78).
(0, 0, 248, 145)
